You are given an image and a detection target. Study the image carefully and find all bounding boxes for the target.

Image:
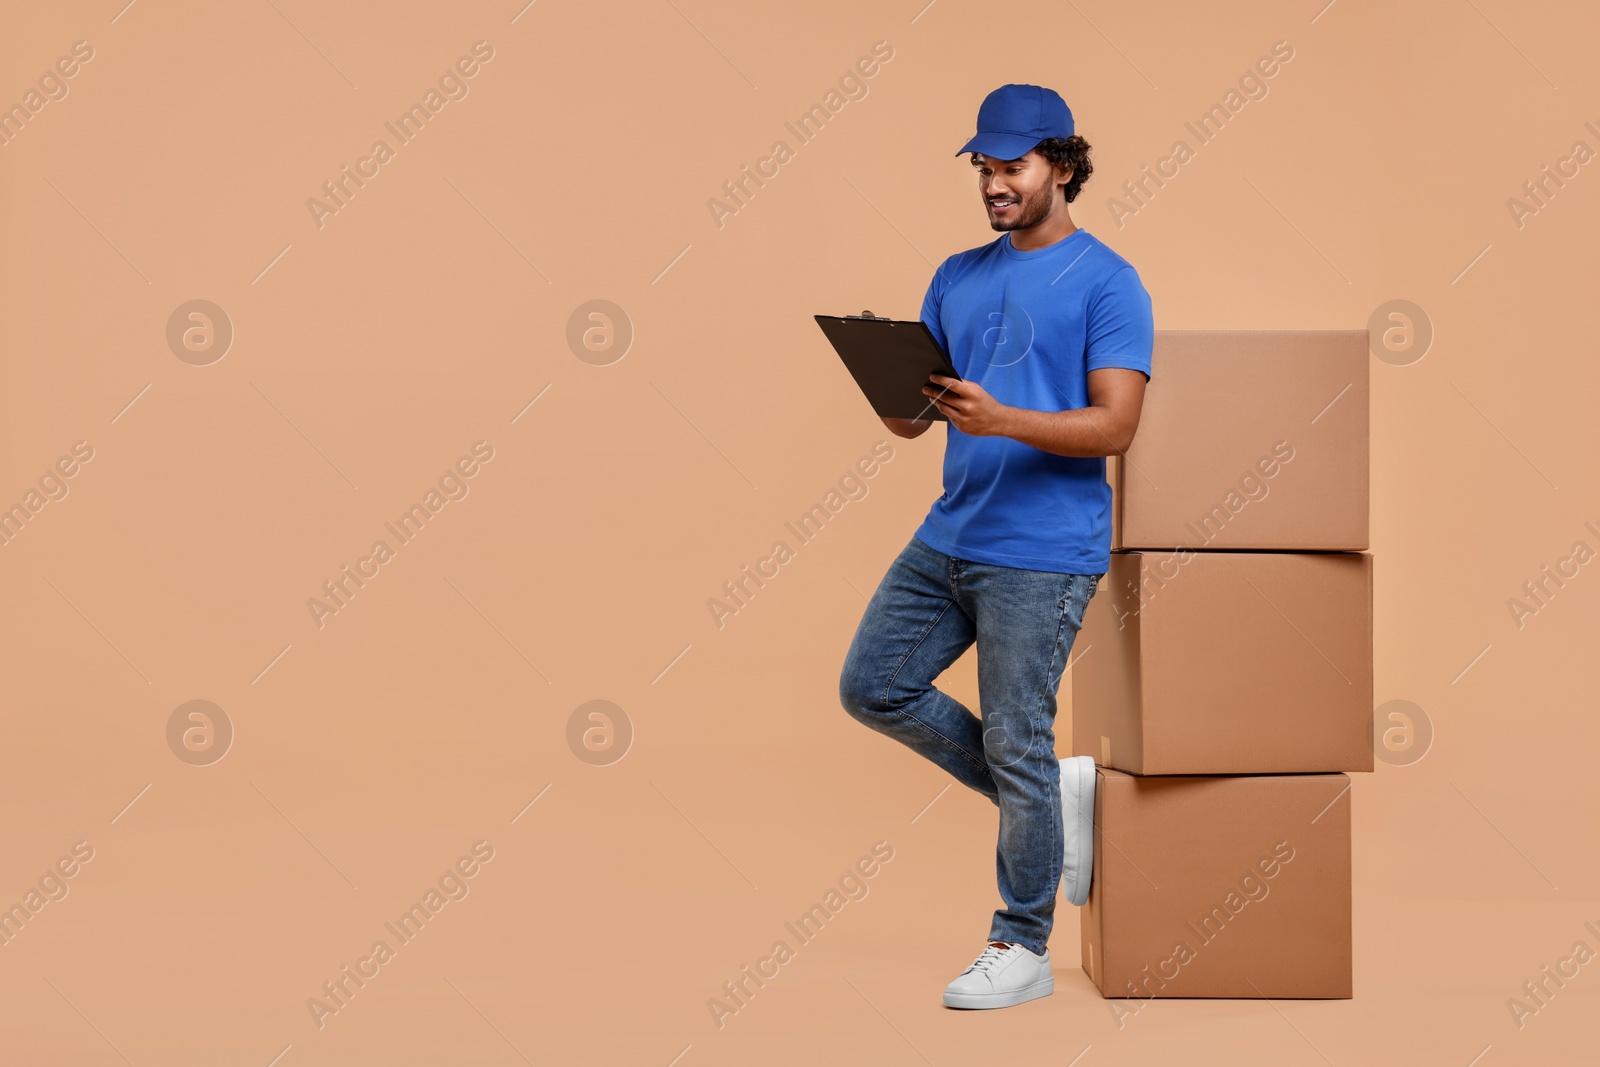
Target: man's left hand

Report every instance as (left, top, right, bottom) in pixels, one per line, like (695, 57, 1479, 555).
(922, 375, 1012, 436)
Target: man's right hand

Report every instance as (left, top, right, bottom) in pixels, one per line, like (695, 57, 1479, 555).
(881, 417, 935, 439)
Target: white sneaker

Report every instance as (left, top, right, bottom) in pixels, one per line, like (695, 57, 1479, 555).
(942, 940, 1054, 1009)
(1059, 755, 1095, 906)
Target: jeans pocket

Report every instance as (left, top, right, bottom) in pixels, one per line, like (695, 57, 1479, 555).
(1060, 573, 1098, 631)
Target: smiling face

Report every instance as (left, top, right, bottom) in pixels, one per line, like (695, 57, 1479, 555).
(973, 151, 1072, 232)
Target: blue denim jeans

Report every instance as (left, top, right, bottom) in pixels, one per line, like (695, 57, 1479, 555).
(838, 534, 1102, 955)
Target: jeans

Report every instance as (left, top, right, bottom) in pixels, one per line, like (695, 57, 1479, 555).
(838, 533, 1103, 955)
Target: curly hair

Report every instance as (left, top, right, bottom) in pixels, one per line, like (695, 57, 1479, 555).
(1031, 135, 1093, 203)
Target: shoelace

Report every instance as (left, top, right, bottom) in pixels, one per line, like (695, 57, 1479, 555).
(967, 943, 1018, 975)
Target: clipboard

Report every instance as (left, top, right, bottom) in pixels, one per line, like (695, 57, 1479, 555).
(814, 310, 963, 422)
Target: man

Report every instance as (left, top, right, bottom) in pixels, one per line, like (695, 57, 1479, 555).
(837, 83, 1153, 1010)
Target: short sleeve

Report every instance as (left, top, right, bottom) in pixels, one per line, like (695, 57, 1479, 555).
(1085, 266, 1154, 381)
(919, 259, 950, 357)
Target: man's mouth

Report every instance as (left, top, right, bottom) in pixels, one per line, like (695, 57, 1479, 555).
(989, 198, 1018, 213)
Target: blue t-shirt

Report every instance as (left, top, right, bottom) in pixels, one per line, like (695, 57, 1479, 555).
(913, 227, 1154, 574)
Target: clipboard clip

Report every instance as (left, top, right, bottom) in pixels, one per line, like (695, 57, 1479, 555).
(844, 310, 893, 321)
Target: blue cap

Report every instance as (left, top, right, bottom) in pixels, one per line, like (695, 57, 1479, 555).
(955, 84, 1074, 159)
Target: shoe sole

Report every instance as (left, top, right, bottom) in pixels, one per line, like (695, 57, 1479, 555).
(1061, 755, 1094, 907)
(942, 974, 1055, 1009)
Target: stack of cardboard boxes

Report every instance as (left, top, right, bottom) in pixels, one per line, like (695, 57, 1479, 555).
(1074, 330, 1372, 1000)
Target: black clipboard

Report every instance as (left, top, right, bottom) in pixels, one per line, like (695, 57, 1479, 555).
(814, 311, 963, 422)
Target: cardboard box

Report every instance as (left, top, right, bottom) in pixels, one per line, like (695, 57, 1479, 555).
(1111, 330, 1369, 552)
(1080, 768, 1352, 1000)
(1072, 550, 1374, 774)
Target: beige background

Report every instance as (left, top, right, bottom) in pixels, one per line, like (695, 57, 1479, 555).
(2, 0, 1597, 1063)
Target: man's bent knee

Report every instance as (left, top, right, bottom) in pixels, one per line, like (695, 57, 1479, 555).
(838, 662, 889, 726)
